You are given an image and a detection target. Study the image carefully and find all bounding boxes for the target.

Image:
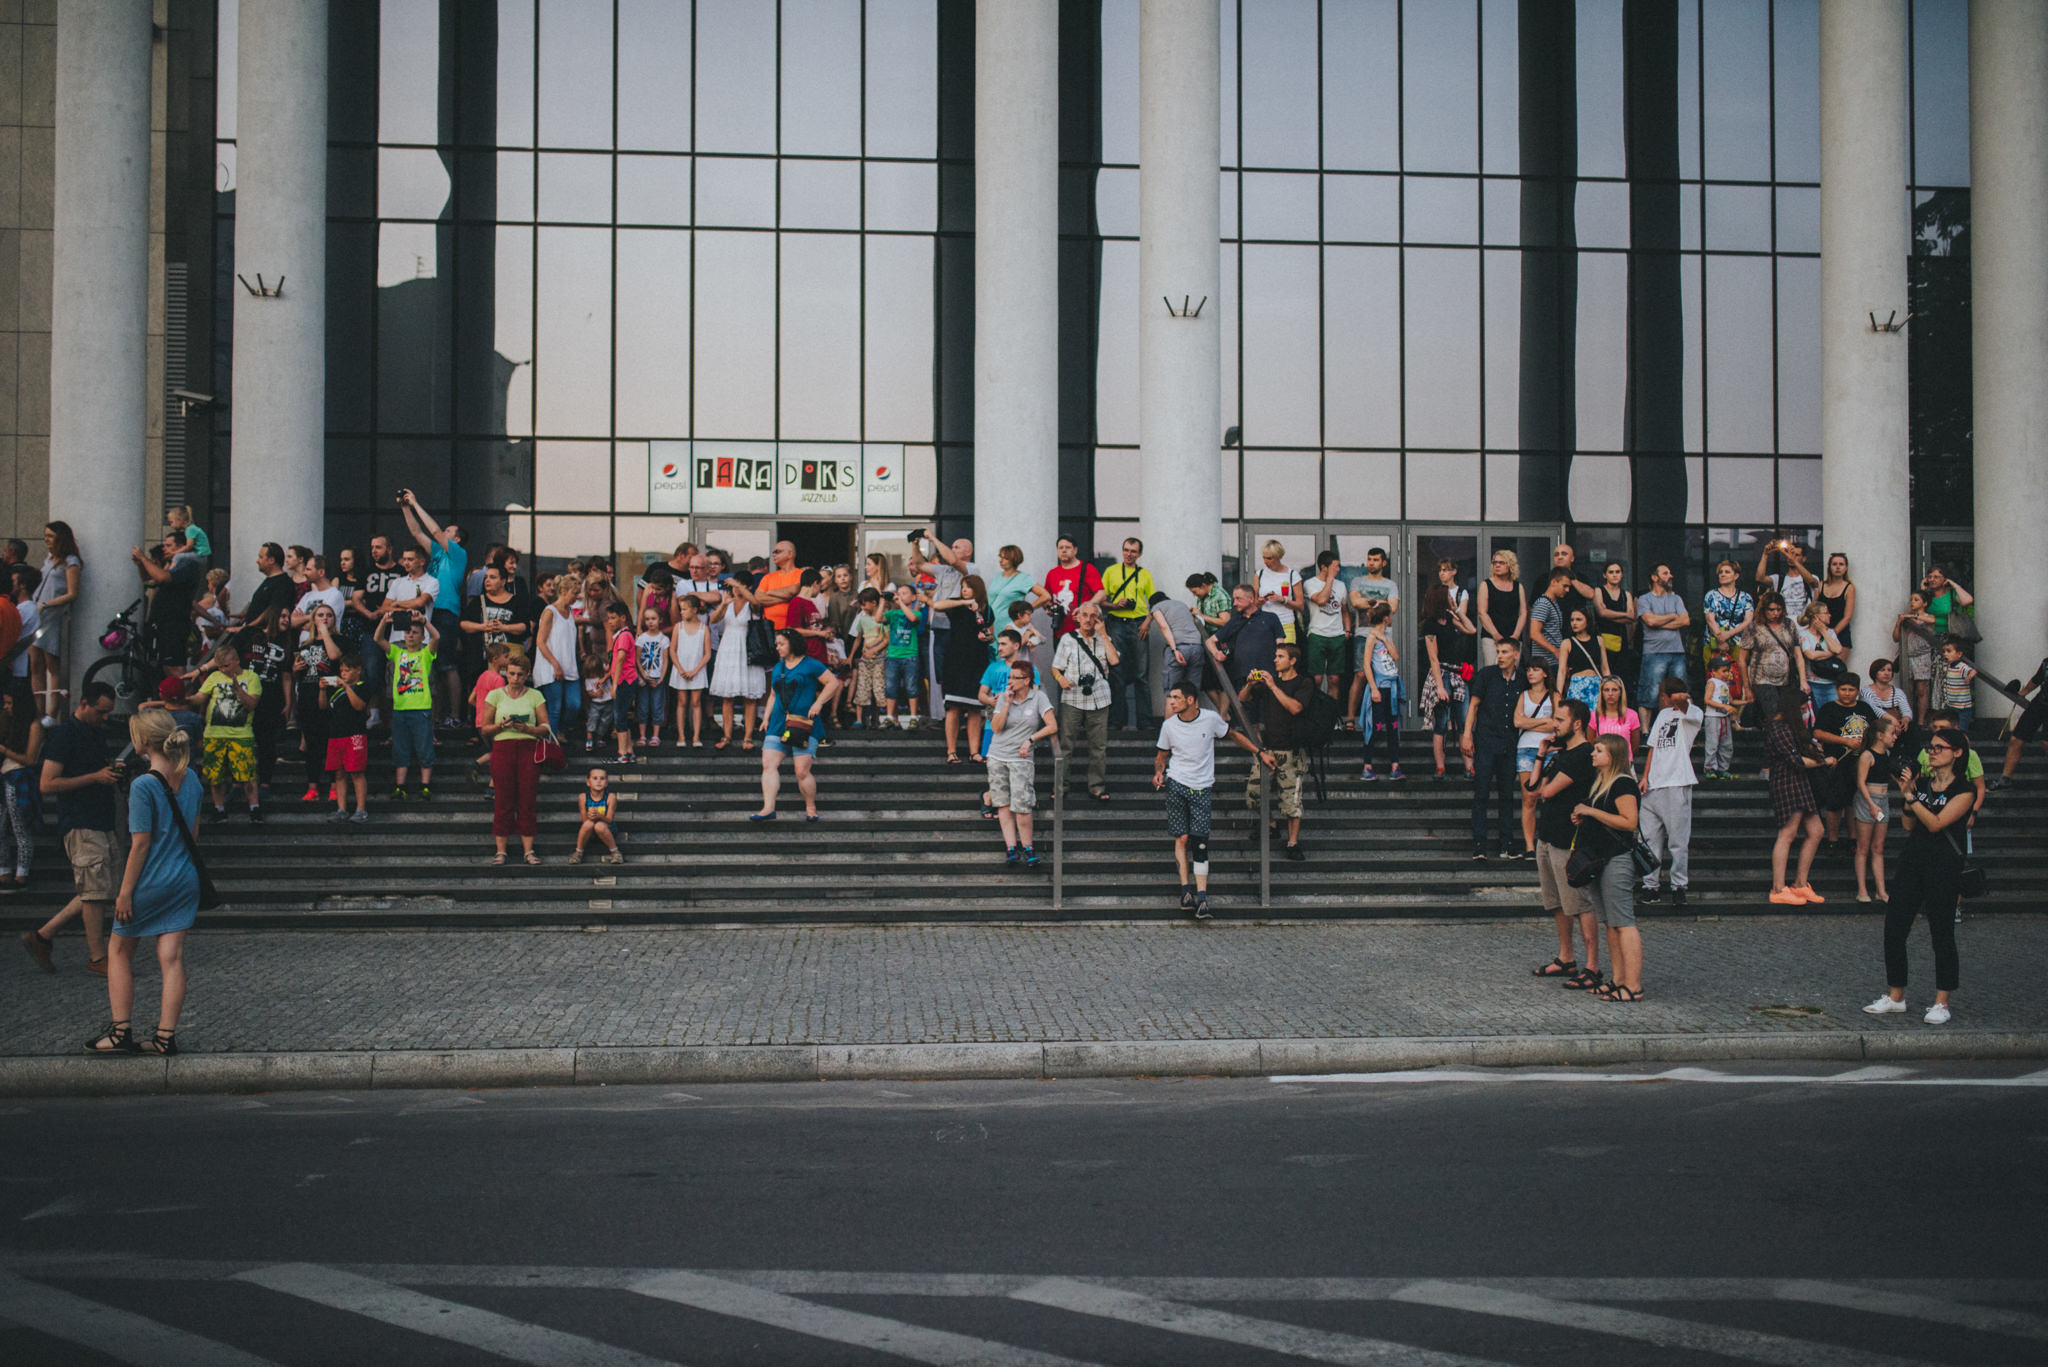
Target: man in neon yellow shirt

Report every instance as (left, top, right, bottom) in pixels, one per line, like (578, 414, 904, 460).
(1101, 537, 1156, 732)
(376, 611, 441, 799)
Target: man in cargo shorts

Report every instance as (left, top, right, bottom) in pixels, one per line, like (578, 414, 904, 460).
(19, 682, 120, 975)
(1527, 698, 1603, 989)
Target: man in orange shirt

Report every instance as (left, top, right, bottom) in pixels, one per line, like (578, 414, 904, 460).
(753, 541, 806, 629)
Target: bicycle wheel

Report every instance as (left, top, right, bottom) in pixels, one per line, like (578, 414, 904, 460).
(82, 653, 155, 716)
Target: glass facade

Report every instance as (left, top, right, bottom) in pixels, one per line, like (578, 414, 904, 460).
(207, 0, 1974, 593)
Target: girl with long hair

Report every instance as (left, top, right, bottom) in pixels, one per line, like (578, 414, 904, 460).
(1863, 729, 1974, 1025)
(931, 573, 993, 763)
(1818, 553, 1855, 651)
(1851, 713, 1900, 904)
(1703, 558, 1755, 703)
(1572, 733, 1644, 1001)
(1764, 686, 1829, 905)
(1591, 675, 1641, 762)
(1562, 607, 1608, 709)
(30, 521, 82, 723)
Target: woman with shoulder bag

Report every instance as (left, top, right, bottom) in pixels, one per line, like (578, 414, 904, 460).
(1764, 685, 1829, 906)
(482, 657, 550, 866)
(85, 710, 205, 1057)
(1744, 592, 1805, 723)
(1863, 730, 1975, 1025)
(1571, 734, 1645, 1001)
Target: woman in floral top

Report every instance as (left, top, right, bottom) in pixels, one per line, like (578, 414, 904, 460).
(1702, 558, 1756, 704)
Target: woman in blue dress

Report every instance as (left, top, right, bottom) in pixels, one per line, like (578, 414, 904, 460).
(85, 710, 202, 1057)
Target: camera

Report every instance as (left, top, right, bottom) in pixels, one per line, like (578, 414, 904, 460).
(1078, 675, 1095, 695)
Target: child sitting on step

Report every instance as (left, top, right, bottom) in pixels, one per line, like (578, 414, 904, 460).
(571, 765, 622, 863)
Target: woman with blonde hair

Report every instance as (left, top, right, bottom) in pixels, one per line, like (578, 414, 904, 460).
(1572, 733, 1644, 1001)
(85, 709, 204, 1057)
(1477, 548, 1526, 646)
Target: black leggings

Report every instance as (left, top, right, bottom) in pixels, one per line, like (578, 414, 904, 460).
(1885, 857, 1960, 992)
(298, 682, 329, 791)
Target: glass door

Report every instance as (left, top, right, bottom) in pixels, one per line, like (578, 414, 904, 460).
(1916, 525, 1974, 590)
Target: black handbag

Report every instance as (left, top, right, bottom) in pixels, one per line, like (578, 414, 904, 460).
(1565, 828, 1608, 888)
(1629, 837, 1660, 881)
(148, 771, 221, 911)
(1944, 829, 1988, 900)
(745, 615, 776, 667)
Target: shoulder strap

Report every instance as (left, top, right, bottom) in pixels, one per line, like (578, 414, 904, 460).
(148, 771, 205, 864)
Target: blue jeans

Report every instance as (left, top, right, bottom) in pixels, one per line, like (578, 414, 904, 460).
(633, 683, 666, 727)
(1470, 744, 1518, 847)
(1638, 652, 1689, 707)
(539, 679, 582, 736)
(390, 711, 435, 770)
(1106, 616, 1149, 729)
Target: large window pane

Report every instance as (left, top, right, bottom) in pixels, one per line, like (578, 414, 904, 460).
(1912, 0, 1970, 185)
(1480, 0, 1519, 173)
(782, 0, 862, 156)
(1241, 245, 1321, 448)
(1483, 248, 1520, 450)
(1322, 0, 1399, 172)
(1403, 248, 1480, 448)
(1702, 0, 1771, 181)
(1575, 181, 1629, 250)
(780, 234, 861, 438)
(1324, 451, 1402, 520)
(496, 0, 536, 147)
(538, 0, 614, 149)
(1704, 254, 1774, 452)
(1773, 0, 1820, 181)
(1403, 0, 1479, 172)
(1704, 184, 1771, 252)
(1100, 0, 1139, 165)
(615, 230, 690, 436)
(1096, 167, 1139, 237)
(866, 161, 936, 231)
(1575, 0, 1625, 179)
(867, 0, 938, 158)
(379, 0, 440, 144)
(1406, 452, 1481, 520)
(1776, 257, 1821, 455)
(1242, 450, 1321, 519)
(1240, 0, 1318, 169)
(618, 155, 692, 226)
(617, 0, 692, 152)
(535, 440, 611, 511)
(1324, 174, 1398, 243)
(378, 148, 451, 220)
(1096, 240, 1139, 446)
(377, 227, 448, 434)
(696, 157, 777, 228)
(537, 153, 612, 224)
(864, 235, 934, 441)
(495, 227, 535, 437)
(697, 0, 777, 154)
(1241, 172, 1319, 241)
(693, 231, 776, 438)
(1575, 251, 1627, 452)
(1406, 177, 1478, 244)
(781, 159, 862, 231)
(1322, 247, 1400, 448)
(534, 228, 612, 435)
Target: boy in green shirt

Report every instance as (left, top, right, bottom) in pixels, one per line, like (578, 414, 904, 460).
(375, 611, 440, 798)
(882, 585, 923, 729)
(197, 642, 262, 821)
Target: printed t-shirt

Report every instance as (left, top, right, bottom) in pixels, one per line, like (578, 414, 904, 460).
(1043, 562, 1103, 634)
(1813, 700, 1879, 757)
(1348, 574, 1397, 633)
(484, 686, 544, 743)
(198, 669, 261, 739)
(786, 595, 829, 662)
(1255, 565, 1300, 627)
(387, 644, 435, 711)
(326, 681, 370, 738)
(635, 631, 670, 681)
(987, 687, 1053, 761)
(884, 608, 920, 659)
(1302, 576, 1347, 638)
(855, 612, 888, 657)
(1641, 703, 1703, 790)
(1157, 707, 1232, 790)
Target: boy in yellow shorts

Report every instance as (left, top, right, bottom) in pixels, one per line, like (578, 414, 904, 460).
(197, 642, 263, 821)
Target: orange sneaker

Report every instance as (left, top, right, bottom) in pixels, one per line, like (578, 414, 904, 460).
(1792, 884, 1827, 904)
(1768, 889, 1805, 906)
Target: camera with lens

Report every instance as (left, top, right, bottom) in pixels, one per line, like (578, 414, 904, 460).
(1078, 674, 1095, 696)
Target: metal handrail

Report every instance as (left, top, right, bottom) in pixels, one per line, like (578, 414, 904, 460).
(1894, 614, 2026, 711)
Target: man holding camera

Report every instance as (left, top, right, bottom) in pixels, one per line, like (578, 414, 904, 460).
(1052, 601, 1119, 801)
(1756, 535, 1818, 623)
(1241, 641, 1314, 859)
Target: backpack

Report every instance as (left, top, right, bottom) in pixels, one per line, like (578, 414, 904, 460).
(1294, 689, 1345, 802)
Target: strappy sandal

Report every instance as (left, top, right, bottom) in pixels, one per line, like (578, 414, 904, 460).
(85, 1021, 140, 1055)
(1598, 984, 1645, 1003)
(524, 851, 542, 865)
(1560, 967, 1601, 990)
(490, 852, 506, 865)
(568, 848, 585, 864)
(1532, 957, 1577, 978)
(142, 1027, 178, 1056)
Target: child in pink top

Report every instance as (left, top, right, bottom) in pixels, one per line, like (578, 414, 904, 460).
(605, 602, 638, 763)
(469, 642, 510, 782)
(1592, 675, 1643, 762)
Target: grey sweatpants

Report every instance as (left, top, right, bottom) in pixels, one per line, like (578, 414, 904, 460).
(1703, 713, 1733, 773)
(1638, 784, 1694, 890)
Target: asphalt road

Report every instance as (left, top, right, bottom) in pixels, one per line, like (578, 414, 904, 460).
(3, 1064, 2045, 1365)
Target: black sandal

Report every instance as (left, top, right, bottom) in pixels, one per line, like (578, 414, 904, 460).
(1598, 984, 1645, 1002)
(1532, 957, 1577, 978)
(142, 1027, 178, 1056)
(85, 1021, 140, 1055)
(1560, 967, 1601, 990)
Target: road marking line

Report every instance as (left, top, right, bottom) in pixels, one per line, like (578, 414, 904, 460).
(1390, 1278, 1942, 1367)
(236, 1262, 677, 1367)
(0, 1269, 278, 1367)
(1011, 1276, 1513, 1367)
(1274, 1067, 2048, 1087)
(631, 1269, 1099, 1367)
(1773, 1279, 2048, 1340)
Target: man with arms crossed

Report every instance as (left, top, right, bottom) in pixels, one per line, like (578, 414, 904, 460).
(1635, 563, 1691, 729)
(1153, 683, 1273, 919)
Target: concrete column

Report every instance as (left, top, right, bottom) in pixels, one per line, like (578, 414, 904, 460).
(1818, 0, 1912, 642)
(972, 1, 1060, 578)
(1970, 0, 2048, 696)
(230, 0, 329, 582)
(49, 2, 153, 700)
(1138, 0, 1221, 600)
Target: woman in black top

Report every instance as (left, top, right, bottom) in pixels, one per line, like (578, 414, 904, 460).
(460, 565, 530, 695)
(1573, 734, 1644, 1001)
(1594, 562, 1637, 690)
(1562, 608, 1608, 710)
(1864, 730, 1974, 1024)
(930, 574, 994, 763)
(1420, 576, 1477, 779)
(1477, 549, 1526, 647)
(1817, 553, 1855, 651)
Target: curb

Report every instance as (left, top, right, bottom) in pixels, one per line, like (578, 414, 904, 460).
(2, 1030, 2041, 1098)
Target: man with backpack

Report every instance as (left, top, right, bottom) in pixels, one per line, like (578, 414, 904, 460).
(1241, 641, 1317, 859)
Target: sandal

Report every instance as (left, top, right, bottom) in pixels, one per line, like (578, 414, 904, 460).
(524, 851, 542, 865)
(946, 754, 963, 765)
(85, 1021, 140, 1056)
(714, 739, 730, 751)
(1560, 967, 1601, 990)
(568, 848, 585, 863)
(1598, 984, 1645, 1003)
(490, 852, 506, 865)
(1532, 957, 1578, 978)
(142, 1027, 178, 1056)
(1581, 973, 1611, 994)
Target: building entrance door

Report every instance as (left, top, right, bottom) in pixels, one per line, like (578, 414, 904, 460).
(1917, 525, 1973, 591)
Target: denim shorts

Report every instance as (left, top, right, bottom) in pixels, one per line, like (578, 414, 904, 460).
(884, 655, 919, 702)
(390, 711, 435, 768)
(764, 725, 820, 758)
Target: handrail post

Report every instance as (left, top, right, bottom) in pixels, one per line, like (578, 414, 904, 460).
(1259, 762, 1271, 909)
(1051, 751, 1064, 911)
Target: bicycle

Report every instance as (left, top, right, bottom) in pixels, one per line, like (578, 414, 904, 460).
(82, 599, 163, 715)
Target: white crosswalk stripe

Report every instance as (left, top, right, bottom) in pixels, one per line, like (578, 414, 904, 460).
(1772, 1278, 2048, 1341)
(1389, 1279, 1944, 1367)
(236, 1262, 679, 1367)
(0, 1268, 280, 1367)
(1011, 1276, 1513, 1367)
(631, 1269, 1101, 1366)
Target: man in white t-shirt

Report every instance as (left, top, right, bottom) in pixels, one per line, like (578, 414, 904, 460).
(381, 547, 440, 625)
(1153, 683, 1271, 918)
(1300, 550, 1348, 695)
(1637, 674, 1703, 907)
(289, 555, 347, 631)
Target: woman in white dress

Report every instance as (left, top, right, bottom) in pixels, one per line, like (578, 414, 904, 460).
(709, 576, 767, 751)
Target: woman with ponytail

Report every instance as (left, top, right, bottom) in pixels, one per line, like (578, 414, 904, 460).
(84, 709, 203, 1057)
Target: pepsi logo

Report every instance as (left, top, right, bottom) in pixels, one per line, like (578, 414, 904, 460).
(659, 463, 679, 477)
(872, 466, 891, 480)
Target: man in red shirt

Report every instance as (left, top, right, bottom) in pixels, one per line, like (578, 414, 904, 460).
(784, 568, 833, 664)
(1039, 535, 1103, 638)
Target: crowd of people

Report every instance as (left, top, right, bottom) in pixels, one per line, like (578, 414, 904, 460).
(5, 505, 2028, 1047)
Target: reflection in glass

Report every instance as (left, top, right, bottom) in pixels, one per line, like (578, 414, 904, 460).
(782, 0, 863, 156)
(534, 514, 613, 558)
(375, 441, 452, 509)
(1241, 172, 1319, 241)
(379, 0, 439, 144)
(1095, 168, 1138, 237)
(617, 156, 692, 225)
(1094, 448, 1139, 517)
(534, 228, 612, 435)
(617, 0, 692, 152)
(328, 224, 376, 433)
(1482, 249, 1520, 451)
(1482, 178, 1519, 245)
(866, 161, 936, 231)
(456, 437, 535, 512)
(781, 160, 862, 230)
(1242, 450, 1320, 520)
(379, 238, 450, 434)
(780, 233, 862, 438)
(495, 152, 535, 221)
(1324, 174, 1398, 243)
(1575, 0, 1626, 179)
(1322, 247, 1400, 448)
(497, 0, 536, 147)
(1707, 456, 1774, 523)
(1324, 451, 1402, 520)
(1773, 0, 1820, 181)
(1680, 253, 1704, 452)
(696, 157, 777, 228)
(1912, 0, 1970, 185)
(535, 441, 612, 511)
(1679, 182, 1702, 250)
(379, 149, 452, 221)
(494, 227, 535, 437)
(1701, 0, 1771, 181)
(1575, 181, 1629, 251)
(538, 0, 615, 149)
(1406, 452, 1481, 520)
(1402, 0, 1479, 172)
(1485, 453, 1521, 520)
(1704, 184, 1772, 252)
(1321, 0, 1398, 172)
(1096, 241, 1139, 446)
(693, 231, 777, 438)
(1776, 187, 1819, 255)
(1240, 0, 1318, 168)
(1775, 257, 1821, 455)
(1576, 252, 1627, 453)
(1241, 245, 1321, 448)
(537, 153, 613, 224)
(864, 235, 935, 441)
(1568, 454, 1631, 523)
(1480, 0, 1519, 173)
(866, 0, 939, 159)
(1778, 458, 1821, 524)
(377, 220, 437, 289)
(615, 230, 691, 436)
(1405, 176, 1478, 245)
(697, 0, 777, 154)
(1403, 249, 1480, 449)
(1677, 0, 1701, 179)
(1704, 255, 1773, 452)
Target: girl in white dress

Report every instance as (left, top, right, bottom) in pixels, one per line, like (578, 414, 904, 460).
(708, 586, 766, 750)
(668, 594, 712, 747)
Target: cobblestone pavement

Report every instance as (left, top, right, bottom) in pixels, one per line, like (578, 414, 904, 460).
(4, 915, 2042, 1056)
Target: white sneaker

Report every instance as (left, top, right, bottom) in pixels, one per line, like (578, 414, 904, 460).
(1924, 1003, 1951, 1025)
(1862, 995, 1907, 1015)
